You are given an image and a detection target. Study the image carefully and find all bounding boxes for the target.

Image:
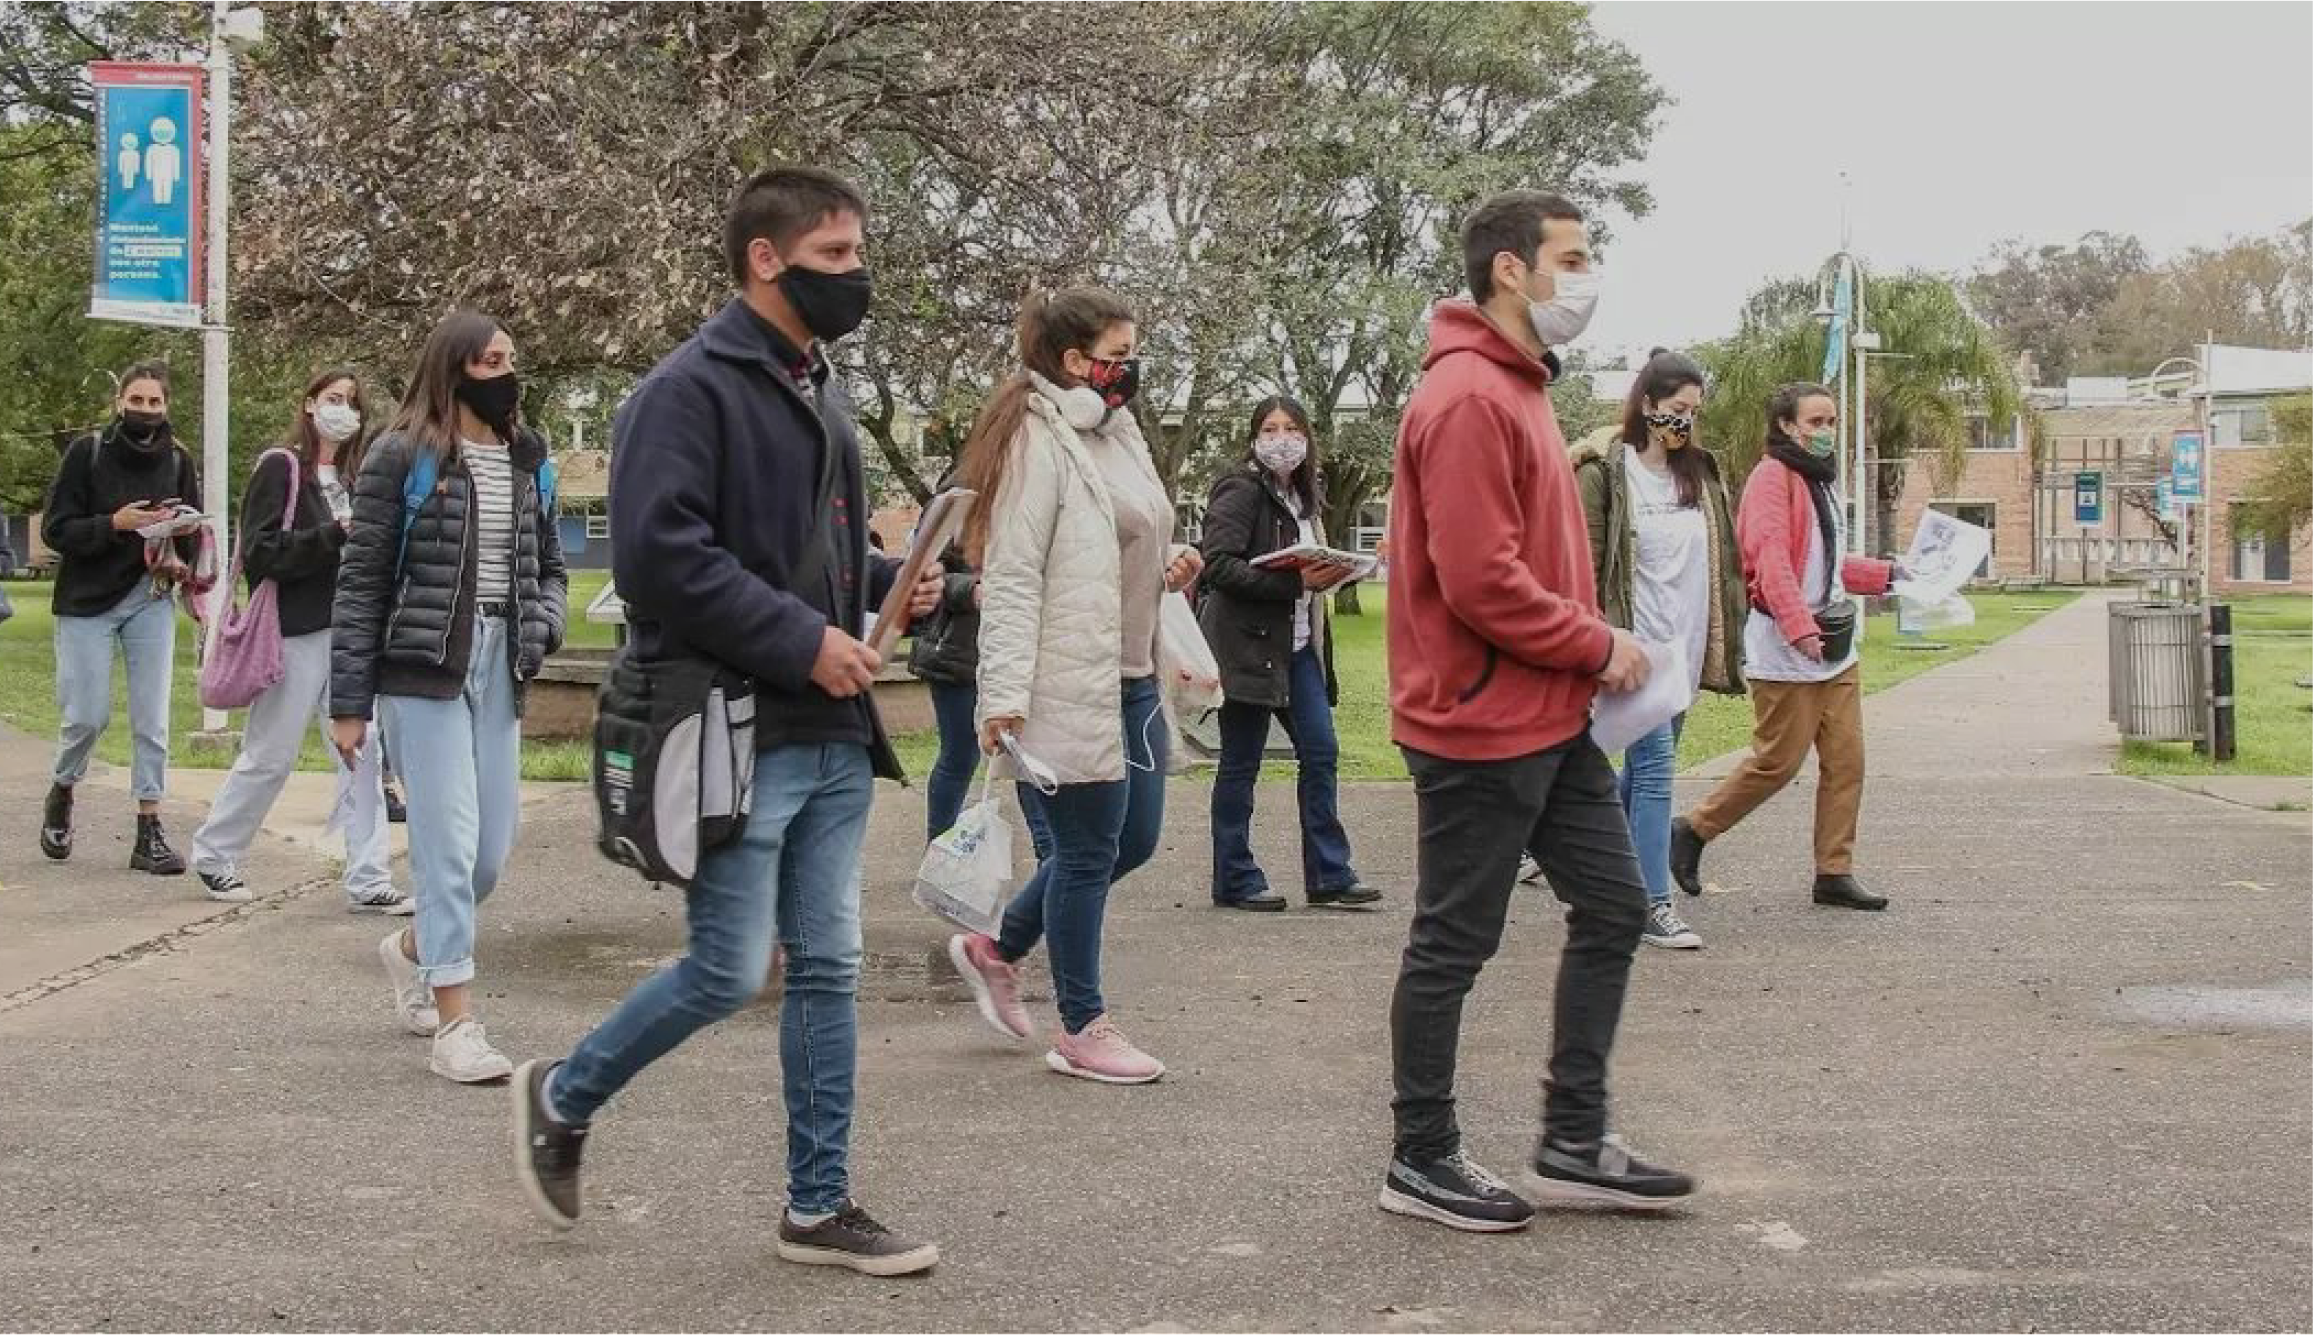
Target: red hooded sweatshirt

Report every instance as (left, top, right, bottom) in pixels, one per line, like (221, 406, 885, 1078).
(1387, 300, 1615, 762)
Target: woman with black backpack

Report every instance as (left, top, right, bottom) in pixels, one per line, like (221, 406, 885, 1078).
(330, 311, 567, 1084)
(1195, 397, 1379, 913)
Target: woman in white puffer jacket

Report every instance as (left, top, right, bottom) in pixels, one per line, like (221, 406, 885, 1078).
(943, 288, 1201, 1086)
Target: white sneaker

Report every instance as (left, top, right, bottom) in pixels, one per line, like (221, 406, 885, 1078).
(378, 930, 440, 1036)
(1641, 904, 1703, 950)
(430, 1016, 514, 1084)
(348, 884, 415, 916)
(1517, 853, 1545, 886)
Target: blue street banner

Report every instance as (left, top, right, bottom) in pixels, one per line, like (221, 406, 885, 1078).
(2170, 430, 2205, 501)
(89, 62, 204, 329)
(1820, 264, 1853, 384)
(2156, 478, 2177, 524)
(2073, 470, 2103, 525)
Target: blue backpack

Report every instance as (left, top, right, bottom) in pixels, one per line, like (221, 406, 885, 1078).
(397, 446, 559, 572)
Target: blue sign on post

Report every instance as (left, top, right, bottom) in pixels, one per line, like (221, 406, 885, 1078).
(2073, 471, 2103, 525)
(2156, 478, 2177, 523)
(2171, 431, 2205, 502)
(89, 62, 204, 329)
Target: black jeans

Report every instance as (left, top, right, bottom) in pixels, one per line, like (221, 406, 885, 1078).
(1390, 732, 1647, 1159)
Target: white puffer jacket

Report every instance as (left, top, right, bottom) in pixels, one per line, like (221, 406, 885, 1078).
(977, 373, 1173, 785)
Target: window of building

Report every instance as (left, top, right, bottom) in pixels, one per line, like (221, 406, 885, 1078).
(585, 514, 611, 540)
(2214, 405, 2274, 448)
(1967, 416, 2019, 451)
(2231, 504, 2292, 582)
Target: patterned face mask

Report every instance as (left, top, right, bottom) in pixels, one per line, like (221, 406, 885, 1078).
(1644, 410, 1695, 449)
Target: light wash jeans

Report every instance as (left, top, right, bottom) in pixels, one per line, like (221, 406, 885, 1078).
(378, 618, 520, 988)
(1615, 712, 1686, 908)
(192, 630, 393, 900)
(53, 578, 176, 802)
(551, 743, 873, 1217)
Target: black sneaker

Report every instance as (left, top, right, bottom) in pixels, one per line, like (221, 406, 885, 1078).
(775, 1200, 940, 1276)
(512, 1060, 587, 1230)
(130, 814, 186, 876)
(1213, 890, 1286, 913)
(383, 782, 408, 824)
(40, 783, 73, 861)
(199, 869, 255, 904)
(1378, 1149, 1535, 1233)
(1308, 882, 1383, 909)
(1529, 1134, 1696, 1211)
(1668, 818, 1706, 898)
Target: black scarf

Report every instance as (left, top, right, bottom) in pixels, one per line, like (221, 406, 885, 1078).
(1767, 431, 1840, 601)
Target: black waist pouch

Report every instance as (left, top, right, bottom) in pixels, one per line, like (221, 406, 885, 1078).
(593, 646, 756, 887)
(1814, 599, 1859, 662)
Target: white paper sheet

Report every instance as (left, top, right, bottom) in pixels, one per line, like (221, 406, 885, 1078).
(324, 738, 382, 838)
(1590, 638, 1692, 755)
(1893, 509, 1992, 604)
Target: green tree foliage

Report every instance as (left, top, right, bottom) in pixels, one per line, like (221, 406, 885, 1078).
(2239, 393, 2312, 541)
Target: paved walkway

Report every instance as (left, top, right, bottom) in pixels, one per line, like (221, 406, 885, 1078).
(2, 597, 2307, 1331)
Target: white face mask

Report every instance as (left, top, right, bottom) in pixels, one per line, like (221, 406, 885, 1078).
(1253, 433, 1307, 476)
(312, 402, 362, 444)
(1527, 268, 1603, 348)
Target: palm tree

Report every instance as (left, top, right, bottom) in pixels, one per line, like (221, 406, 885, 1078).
(1695, 272, 2023, 551)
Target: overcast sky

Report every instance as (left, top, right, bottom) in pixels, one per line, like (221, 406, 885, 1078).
(1577, 2, 2313, 363)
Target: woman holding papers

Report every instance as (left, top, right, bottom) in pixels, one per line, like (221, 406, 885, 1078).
(945, 287, 1202, 1086)
(1669, 382, 1898, 913)
(188, 368, 409, 914)
(1195, 397, 1379, 913)
(1571, 351, 1744, 949)
(37, 359, 203, 876)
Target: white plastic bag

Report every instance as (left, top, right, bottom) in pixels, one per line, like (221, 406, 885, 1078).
(1158, 590, 1223, 716)
(1893, 584, 1977, 630)
(912, 770, 1014, 935)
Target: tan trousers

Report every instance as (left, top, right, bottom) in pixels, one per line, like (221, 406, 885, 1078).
(1688, 664, 1864, 875)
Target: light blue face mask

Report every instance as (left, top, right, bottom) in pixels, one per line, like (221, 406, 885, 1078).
(1803, 428, 1838, 458)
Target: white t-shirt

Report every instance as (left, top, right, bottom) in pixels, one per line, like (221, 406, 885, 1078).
(1624, 452, 1710, 693)
(1284, 488, 1316, 652)
(315, 464, 353, 527)
(1744, 483, 1860, 683)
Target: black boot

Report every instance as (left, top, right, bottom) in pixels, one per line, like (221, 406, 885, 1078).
(40, 783, 73, 861)
(130, 814, 187, 876)
(1667, 817, 1706, 898)
(383, 780, 408, 825)
(1812, 873, 1886, 911)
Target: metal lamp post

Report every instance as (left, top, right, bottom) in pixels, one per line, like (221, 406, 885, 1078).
(1813, 252, 1877, 555)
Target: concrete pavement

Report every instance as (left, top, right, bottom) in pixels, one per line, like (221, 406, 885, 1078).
(2, 592, 2308, 1332)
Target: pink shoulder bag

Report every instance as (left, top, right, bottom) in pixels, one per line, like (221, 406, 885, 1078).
(198, 449, 299, 710)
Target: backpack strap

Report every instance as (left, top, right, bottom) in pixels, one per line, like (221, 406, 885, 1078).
(397, 446, 439, 575)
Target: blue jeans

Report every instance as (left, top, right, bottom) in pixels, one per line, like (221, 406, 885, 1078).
(1615, 712, 1686, 908)
(927, 677, 1053, 858)
(1000, 677, 1166, 1034)
(52, 578, 176, 801)
(378, 618, 521, 987)
(552, 742, 872, 1217)
(1210, 645, 1358, 900)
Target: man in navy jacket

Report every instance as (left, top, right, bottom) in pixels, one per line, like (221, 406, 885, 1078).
(514, 166, 944, 1277)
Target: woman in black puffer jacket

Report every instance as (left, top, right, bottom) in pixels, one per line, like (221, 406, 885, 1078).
(1196, 397, 1378, 914)
(329, 310, 567, 1086)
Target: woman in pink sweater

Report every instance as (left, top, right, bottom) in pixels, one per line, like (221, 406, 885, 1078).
(1668, 382, 1899, 912)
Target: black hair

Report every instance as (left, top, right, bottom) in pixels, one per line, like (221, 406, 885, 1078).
(118, 359, 171, 400)
(1769, 381, 1837, 444)
(1245, 394, 1320, 509)
(723, 166, 869, 285)
(1619, 349, 1711, 507)
(1462, 190, 1585, 301)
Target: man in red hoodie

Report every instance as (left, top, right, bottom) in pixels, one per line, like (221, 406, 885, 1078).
(1378, 190, 1696, 1233)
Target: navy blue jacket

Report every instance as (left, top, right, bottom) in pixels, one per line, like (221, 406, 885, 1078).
(610, 298, 902, 772)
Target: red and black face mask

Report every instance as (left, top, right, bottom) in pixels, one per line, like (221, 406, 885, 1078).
(1084, 356, 1142, 410)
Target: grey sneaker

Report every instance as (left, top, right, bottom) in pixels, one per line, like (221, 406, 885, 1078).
(776, 1201, 940, 1276)
(1517, 853, 1544, 886)
(378, 930, 439, 1036)
(1641, 904, 1702, 950)
(512, 1059, 586, 1230)
(348, 884, 415, 916)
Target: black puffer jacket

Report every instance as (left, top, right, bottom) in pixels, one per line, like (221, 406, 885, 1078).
(1196, 464, 1337, 712)
(329, 427, 567, 720)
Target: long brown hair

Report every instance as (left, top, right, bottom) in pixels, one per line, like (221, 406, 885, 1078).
(955, 287, 1136, 560)
(282, 366, 366, 478)
(386, 310, 504, 461)
(1619, 348, 1710, 507)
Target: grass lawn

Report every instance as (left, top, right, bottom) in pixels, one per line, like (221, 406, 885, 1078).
(2115, 593, 2312, 779)
(0, 572, 620, 783)
(888, 588, 2082, 782)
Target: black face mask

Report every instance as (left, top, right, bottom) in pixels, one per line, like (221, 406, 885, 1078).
(118, 409, 170, 450)
(776, 264, 873, 342)
(455, 371, 522, 437)
(1086, 356, 1142, 411)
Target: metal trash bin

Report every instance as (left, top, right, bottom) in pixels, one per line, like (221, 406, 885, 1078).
(2108, 602, 2204, 742)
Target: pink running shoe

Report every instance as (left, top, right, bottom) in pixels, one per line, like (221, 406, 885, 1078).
(1046, 1015, 1165, 1085)
(948, 934, 1032, 1041)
